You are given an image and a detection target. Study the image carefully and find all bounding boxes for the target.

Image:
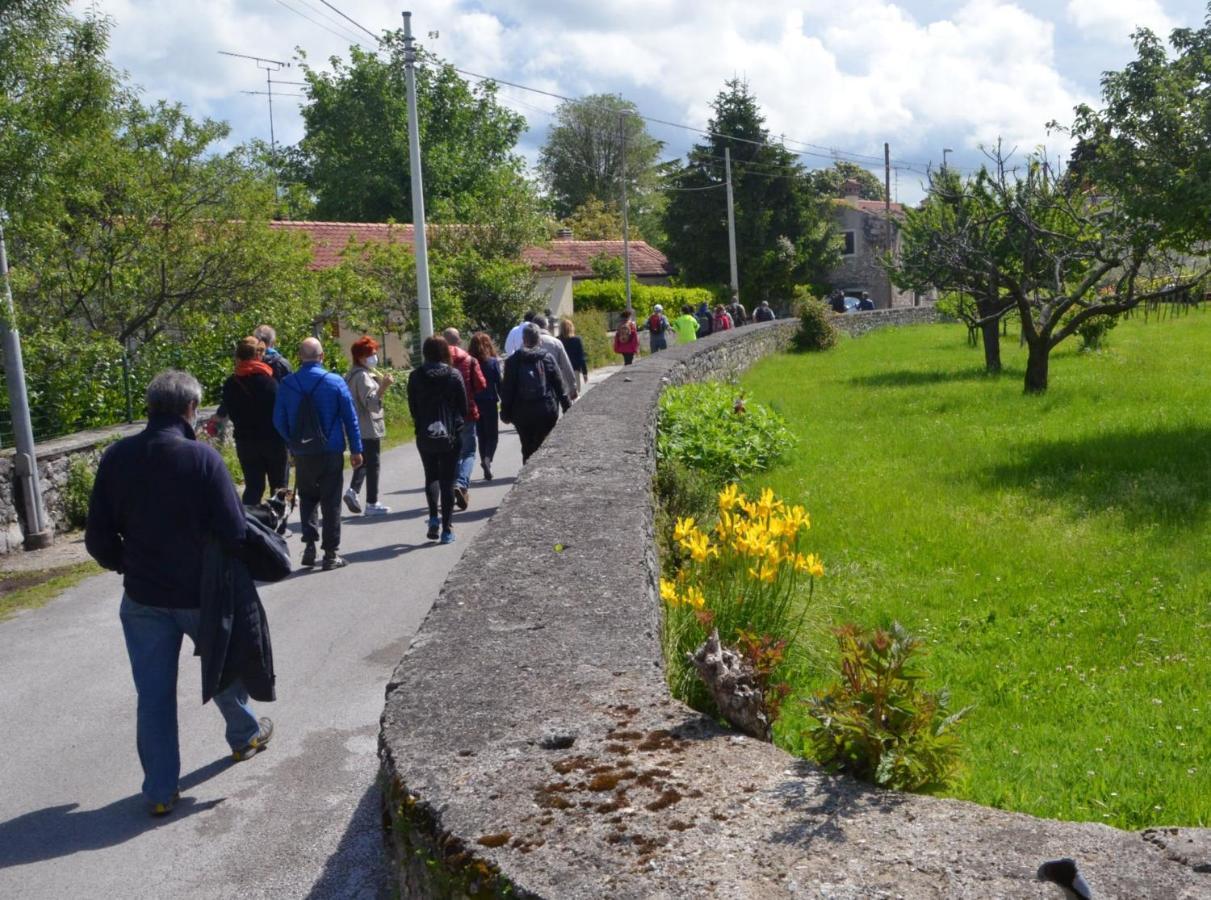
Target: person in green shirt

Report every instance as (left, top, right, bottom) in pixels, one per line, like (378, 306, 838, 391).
(671, 305, 700, 344)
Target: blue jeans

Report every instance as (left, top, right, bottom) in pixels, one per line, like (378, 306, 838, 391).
(456, 422, 477, 490)
(120, 595, 260, 805)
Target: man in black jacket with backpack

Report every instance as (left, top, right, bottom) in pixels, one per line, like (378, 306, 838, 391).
(86, 370, 274, 817)
(500, 324, 571, 462)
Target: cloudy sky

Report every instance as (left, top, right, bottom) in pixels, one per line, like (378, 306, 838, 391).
(75, 0, 1204, 203)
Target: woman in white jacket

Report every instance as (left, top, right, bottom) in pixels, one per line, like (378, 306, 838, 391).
(343, 336, 393, 515)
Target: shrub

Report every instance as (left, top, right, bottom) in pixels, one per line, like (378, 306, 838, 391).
(569, 309, 615, 371)
(657, 381, 795, 484)
(791, 291, 839, 352)
(573, 280, 716, 323)
(661, 485, 823, 718)
(1077, 313, 1118, 350)
(802, 622, 970, 791)
(63, 456, 97, 530)
(654, 460, 718, 561)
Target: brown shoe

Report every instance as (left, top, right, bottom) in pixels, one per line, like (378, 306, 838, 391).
(454, 486, 469, 510)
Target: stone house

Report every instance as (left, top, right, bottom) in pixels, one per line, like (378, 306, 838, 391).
(826, 180, 915, 309)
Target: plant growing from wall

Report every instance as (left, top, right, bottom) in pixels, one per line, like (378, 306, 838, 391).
(791, 290, 838, 352)
(802, 621, 970, 791)
(63, 456, 96, 530)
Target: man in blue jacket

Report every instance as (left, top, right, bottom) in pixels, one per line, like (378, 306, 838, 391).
(86, 370, 274, 817)
(273, 337, 363, 570)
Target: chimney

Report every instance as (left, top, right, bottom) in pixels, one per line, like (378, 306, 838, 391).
(841, 178, 862, 201)
(555, 227, 574, 241)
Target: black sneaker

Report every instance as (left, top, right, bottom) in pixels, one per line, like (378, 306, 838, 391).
(482, 459, 493, 481)
(233, 717, 274, 762)
(301, 543, 317, 567)
(322, 554, 348, 571)
(454, 486, 469, 510)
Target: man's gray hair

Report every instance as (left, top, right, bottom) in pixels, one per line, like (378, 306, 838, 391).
(441, 327, 461, 346)
(521, 323, 541, 348)
(146, 370, 203, 418)
(532, 314, 548, 331)
(253, 324, 276, 347)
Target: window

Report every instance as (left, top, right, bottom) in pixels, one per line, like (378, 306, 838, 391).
(842, 231, 856, 256)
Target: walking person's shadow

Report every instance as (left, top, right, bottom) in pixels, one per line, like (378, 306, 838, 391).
(0, 756, 233, 868)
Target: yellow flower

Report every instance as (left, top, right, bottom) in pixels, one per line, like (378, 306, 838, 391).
(755, 487, 784, 520)
(793, 553, 825, 578)
(748, 562, 778, 584)
(684, 530, 718, 563)
(783, 505, 811, 534)
(683, 585, 707, 609)
(673, 517, 697, 543)
(718, 483, 744, 512)
(659, 578, 680, 605)
(714, 510, 737, 541)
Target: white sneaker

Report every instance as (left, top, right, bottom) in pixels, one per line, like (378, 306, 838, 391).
(364, 502, 391, 516)
(343, 488, 363, 514)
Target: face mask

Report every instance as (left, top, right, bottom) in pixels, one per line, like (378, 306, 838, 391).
(365, 354, 379, 368)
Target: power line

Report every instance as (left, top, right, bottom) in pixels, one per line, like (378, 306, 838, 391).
(270, 0, 368, 49)
(292, 0, 368, 45)
(314, 0, 380, 41)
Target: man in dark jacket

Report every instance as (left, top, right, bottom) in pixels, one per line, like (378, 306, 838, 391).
(254, 323, 293, 382)
(273, 337, 363, 570)
(500, 324, 570, 462)
(86, 370, 274, 817)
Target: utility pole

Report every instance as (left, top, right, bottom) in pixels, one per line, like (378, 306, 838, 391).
(884, 142, 893, 310)
(402, 11, 434, 341)
(619, 112, 633, 314)
(724, 146, 739, 305)
(0, 222, 52, 549)
(943, 147, 953, 172)
(219, 51, 288, 171)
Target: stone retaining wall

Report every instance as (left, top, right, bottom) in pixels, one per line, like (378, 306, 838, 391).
(833, 304, 939, 337)
(379, 316, 1207, 897)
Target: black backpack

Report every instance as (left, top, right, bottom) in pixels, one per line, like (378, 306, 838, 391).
(516, 355, 549, 404)
(289, 377, 330, 455)
(416, 377, 460, 453)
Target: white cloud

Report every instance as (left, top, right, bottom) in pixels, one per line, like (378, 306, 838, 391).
(1067, 0, 1174, 43)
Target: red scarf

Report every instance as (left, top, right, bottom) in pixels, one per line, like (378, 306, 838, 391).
(235, 359, 274, 378)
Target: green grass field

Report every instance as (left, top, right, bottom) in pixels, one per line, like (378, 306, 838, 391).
(741, 310, 1211, 829)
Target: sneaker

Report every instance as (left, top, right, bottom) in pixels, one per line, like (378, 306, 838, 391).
(301, 543, 317, 567)
(482, 459, 493, 481)
(440, 529, 456, 545)
(364, 502, 391, 516)
(150, 791, 181, 817)
(454, 486, 469, 510)
(343, 488, 363, 514)
(322, 554, 348, 571)
(426, 517, 440, 541)
(233, 717, 274, 762)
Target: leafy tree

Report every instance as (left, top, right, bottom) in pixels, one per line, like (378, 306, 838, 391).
(539, 94, 665, 221)
(893, 167, 1015, 373)
(662, 80, 838, 304)
(562, 196, 626, 241)
(295, 38, 531, 224)
(589, 252, 625, 281)
(808, 162, 886, 201)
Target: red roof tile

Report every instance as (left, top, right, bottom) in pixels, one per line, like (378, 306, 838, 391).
(268, 221, 674, 277)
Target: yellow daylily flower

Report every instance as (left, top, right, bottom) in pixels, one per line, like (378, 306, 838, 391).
(748, 562, 778, 584)
(659, 578, 680, 605)
(754, 487, 784, 520)
(718, 483, 744, 512)
(684, 530, 718, 563)
(783, 505, 811, 534)
(673, 517, 697, 543)
(683, 586, 707, 609)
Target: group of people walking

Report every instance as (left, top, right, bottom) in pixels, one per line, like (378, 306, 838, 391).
(613, 298, 776, 364)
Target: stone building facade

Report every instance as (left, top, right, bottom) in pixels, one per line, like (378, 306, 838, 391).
(826, 180, 916, 309)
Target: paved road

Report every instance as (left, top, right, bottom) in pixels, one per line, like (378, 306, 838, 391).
(0, 370, 615, 899)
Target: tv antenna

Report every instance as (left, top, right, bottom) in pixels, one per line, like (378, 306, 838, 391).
(219, 51, 291, 167)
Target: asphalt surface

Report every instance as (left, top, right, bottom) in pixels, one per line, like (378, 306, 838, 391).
(0, 370, 614, 899)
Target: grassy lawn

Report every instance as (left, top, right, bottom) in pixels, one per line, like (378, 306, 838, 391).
(0, 561, 103, 621)
(741, 311, 1211, 829)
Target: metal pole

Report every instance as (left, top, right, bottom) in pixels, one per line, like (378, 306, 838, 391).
(265, 65, 277, 167)
(884, 142, 893, 309)
(724, 146, 739, 305)
(619, 112, 632, 314)
(403, 11, 434, 341)
(0, 222, 52, 548)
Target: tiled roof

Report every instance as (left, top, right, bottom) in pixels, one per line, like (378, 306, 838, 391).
(268, 221, 674, 277)
(521, 239, 676, 279)
(835, 198, 906, 216)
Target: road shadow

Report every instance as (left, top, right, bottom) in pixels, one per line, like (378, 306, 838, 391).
(984, 424, 1211, 528)
(767, 759, 909, 849)
(848, 367, 1013, 389)
(0, 756, 233, 868)
(339, 543, 425, 564)
(306, 783, 392, 899)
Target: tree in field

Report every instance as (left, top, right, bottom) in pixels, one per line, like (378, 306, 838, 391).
(538, 94, 666, 238)
(893, 167, 1015, 373)
(899, 149, 1204, 393)
(296, 38, 533, 224)
(808, 161, 886, 201)
(663, 80, 838, 304)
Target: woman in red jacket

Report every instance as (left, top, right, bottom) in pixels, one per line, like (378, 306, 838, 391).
(613, 310, 640, 365)
(713, 304, 734, 332)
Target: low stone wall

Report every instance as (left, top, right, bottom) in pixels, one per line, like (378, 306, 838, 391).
(833, 304, 939, 337)
(390, 318, 1197, 895)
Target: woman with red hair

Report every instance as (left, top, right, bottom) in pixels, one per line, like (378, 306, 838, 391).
(343, 336, 393, 515)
